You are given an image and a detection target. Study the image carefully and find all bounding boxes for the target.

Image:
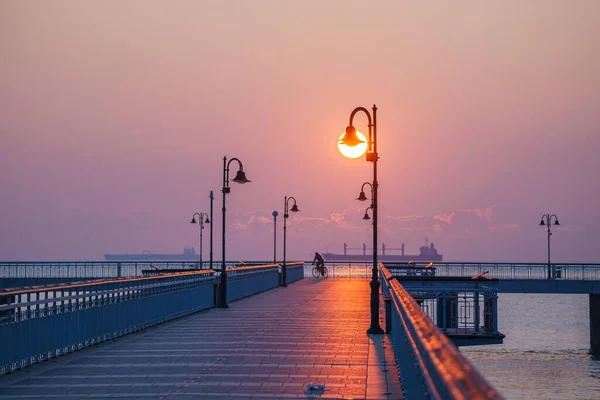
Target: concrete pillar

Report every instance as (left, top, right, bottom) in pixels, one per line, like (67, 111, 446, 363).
(590, 294, 600, 358)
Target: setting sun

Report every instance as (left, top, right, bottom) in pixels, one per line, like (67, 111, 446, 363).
(337, 131, 367, 159)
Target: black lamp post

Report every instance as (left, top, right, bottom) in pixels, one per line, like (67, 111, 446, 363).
(209, 191, 214, 270)
(282, 196, 299, 287)
(339, 104, 384, 334)
(539, 213, 560, 279)
(190, 212, 210, 268)
(221, 157, 251, 308)
(272, 210, 279, 264)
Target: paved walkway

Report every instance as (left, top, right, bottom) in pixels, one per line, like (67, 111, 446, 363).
(0, 278, 403, 399)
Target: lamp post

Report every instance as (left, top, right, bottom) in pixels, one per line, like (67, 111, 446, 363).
(539, 213, 560, 279)
(272, 211, 278, 264)
(190, 212, 210, 268)
(338, 104, 384, 334)
(221, 156, 251, 308)
(282, 196, 299, 287)
(209, 191, 214, 270)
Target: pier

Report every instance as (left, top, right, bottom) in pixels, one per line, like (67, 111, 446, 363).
(0, 262, 504, 399)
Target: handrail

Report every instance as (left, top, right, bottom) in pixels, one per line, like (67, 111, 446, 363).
(0, 264, 283, 297)
(381, 264, 502, 399)
(0, 270, 215, 297)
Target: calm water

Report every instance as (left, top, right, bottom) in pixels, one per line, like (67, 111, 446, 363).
(461, 294, 600, 400)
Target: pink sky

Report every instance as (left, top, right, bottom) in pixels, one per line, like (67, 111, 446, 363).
(1, 1, 599, 262)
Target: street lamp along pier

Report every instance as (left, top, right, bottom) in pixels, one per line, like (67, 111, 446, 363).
(540, 213, 560, 279)
(190, 212, 210, 268)
(220, 156, 251, 308)
(339, 104, 385, 335)
(282, 196, 299, 287)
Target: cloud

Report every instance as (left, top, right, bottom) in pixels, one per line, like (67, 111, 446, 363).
(247, 215, 271, 224)
(433, 224, 444, 233)
(230, 222, 248, 230)
(433, 206, 496, 225)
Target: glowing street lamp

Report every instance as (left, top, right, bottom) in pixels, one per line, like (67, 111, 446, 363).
(221, 157, 251, 307)
(338, 104, 384, 334)
(190, 212, 210, 268)
(539, 213, 560, 279)
(282, 196, 299, 287)
(338, 130, 368, 159)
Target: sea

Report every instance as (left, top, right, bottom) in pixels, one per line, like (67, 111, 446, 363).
(461, 293, 600, 400)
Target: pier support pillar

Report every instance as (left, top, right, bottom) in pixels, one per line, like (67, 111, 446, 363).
(591, 294, 600, 358)
(436, 292, 457, 331)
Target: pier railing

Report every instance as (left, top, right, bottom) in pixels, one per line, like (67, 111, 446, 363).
(379, 263, 503, 400)
(4, 260, 599, 281)
(0, 260, 284, 280)
(383, 262, 600, 280)
(0, 263, 300, 375)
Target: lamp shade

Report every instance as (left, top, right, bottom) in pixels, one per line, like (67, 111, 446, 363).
(554, 219, 560, 226)
(539, 219, 546, 226)
(340, 126, 366, 146)
(232, 170, 251, 184)
(290, 204, 299, 212)
(191, 217, 197, 224)
(357, 191, 368, 202)
(363, 212, 371, 220)
(205, 217, 210, 224)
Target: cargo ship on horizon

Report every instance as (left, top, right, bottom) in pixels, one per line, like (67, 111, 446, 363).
(322, 238, 442, 262)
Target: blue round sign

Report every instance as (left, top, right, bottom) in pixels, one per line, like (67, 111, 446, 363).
(272, 210, 279, 217)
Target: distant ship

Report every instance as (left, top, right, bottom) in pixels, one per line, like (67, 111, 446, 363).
(322, 238, 443, 262)
(104, 247, 199, 261)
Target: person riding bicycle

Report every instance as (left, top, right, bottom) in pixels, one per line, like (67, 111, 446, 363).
(312, 252, 325, 277)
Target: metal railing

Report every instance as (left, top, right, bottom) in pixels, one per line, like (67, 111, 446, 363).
(0, 263, 302, 375)
(4, 260, 599, 281)
(380, 264, 502, 400)
(303, 261, 372, 278)
(0, 260, 277, 279)
(384, 262, 600, 281)
(0, 270, 215, 375)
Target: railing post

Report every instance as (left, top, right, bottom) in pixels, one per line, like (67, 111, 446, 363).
(384, 296, 392, 333)
(117, 262, 122, 278)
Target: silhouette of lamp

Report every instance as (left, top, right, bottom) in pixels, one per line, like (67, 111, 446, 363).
(190, 212, 210, 268)
(220, 157, 251, 308)
(362, 207, 373, 221)
(539, 213, 560, 279)
(282, 196, 299, 286)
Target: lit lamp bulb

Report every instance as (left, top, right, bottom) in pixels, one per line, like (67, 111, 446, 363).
(337, 130, 367, 159)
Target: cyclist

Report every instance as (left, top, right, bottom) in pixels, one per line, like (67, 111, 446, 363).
(312, 252, 326, 277)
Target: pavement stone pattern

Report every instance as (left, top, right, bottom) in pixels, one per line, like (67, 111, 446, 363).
(0, 278, 403, 399)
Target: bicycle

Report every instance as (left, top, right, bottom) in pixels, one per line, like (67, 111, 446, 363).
(312, 265, 328, 278)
